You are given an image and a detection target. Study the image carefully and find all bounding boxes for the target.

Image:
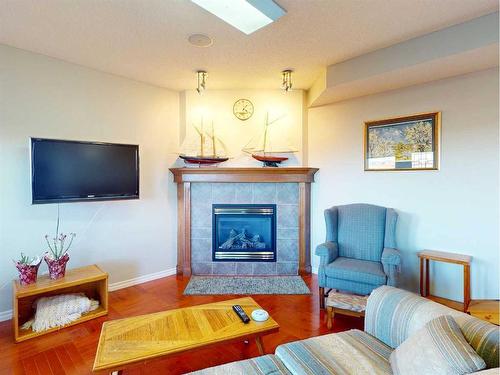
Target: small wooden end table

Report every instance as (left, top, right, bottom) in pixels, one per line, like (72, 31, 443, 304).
(13, 264, 108, 343)
(93, 297, 279, 374)
(325, 291, 367, 329)
(418, 250, 471, 312)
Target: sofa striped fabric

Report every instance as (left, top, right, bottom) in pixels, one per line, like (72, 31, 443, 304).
(275, 329, 392, 375)
(189, 354, 291, 375)
(461, 319, 500, 369)
(390, 315, 486, 374)
(365, 286, 499, 368)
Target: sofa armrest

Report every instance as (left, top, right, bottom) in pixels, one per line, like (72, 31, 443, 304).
(315, 241, 338, 265)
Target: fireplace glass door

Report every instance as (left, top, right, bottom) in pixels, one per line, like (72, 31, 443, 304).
(212, 204, 276, 261)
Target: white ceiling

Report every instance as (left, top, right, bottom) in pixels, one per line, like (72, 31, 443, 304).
(0, 0, 498, 91)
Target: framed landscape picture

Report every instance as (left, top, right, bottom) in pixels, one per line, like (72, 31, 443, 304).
(364, 112, 440, 171)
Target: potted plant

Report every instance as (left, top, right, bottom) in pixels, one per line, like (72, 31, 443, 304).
(44, 209, 76, 280)
(13, 253, 42, 285)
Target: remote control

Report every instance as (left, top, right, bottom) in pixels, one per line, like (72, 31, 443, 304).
(232, 305, 250, 324)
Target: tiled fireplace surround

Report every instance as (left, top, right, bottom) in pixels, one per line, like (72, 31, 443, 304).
(191, 182, 299, 275)
(170, 168, 318, 277)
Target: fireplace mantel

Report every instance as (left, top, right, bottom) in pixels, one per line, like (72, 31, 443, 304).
(169, 167, 319, 183)
(169, 167, 319, 277)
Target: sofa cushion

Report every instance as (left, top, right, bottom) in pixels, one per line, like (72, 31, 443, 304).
(275, 329, 392, 375)
(390, 315, 486, 375)
(187, 354, 291, 375)
(324, 257, 386, 286)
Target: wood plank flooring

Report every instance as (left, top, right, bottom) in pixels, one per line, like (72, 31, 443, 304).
(0, 274, 363, 374)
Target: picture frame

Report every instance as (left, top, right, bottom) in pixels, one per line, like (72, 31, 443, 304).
(364, 112, 440, 171)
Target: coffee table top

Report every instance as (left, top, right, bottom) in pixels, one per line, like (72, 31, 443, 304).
(93, 297, 279, 371)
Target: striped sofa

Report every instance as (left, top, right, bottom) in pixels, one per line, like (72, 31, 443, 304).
(189, 286, 499, 375)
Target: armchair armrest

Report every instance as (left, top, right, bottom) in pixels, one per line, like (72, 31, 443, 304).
(381, 247, 401, 266)
(315, 241, 339, 265)
(381, 247, 401, 287)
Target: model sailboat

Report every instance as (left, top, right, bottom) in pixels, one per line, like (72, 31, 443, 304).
(179, 119, 229, 165)
(243, 112, 297, 167)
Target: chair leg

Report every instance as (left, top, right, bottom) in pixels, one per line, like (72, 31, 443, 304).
(319, 287, 325, 309)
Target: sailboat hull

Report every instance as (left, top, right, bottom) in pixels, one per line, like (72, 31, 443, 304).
(179, 155, 229, 165)
(252, 154, 288, 167)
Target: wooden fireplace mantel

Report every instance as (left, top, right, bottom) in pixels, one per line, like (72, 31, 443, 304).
(170, 167, 319, 183)
(169, 167, 319, 277)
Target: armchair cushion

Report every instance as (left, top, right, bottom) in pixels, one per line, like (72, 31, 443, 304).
(315, 241, 338, 264)
(324, 257, 387, 286)
(337, 204, 387, 262)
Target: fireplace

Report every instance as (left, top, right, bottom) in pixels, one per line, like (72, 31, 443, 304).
(212, 204, 276, 262)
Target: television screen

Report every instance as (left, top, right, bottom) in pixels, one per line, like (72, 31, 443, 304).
(31, 138, 139, 204)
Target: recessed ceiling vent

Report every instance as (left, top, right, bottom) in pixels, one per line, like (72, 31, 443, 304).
(188, 34, 213, 47)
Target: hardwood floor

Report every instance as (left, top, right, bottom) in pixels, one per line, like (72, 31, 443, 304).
(0, 274, 363, 374)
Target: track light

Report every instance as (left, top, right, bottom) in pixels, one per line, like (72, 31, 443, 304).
(196, 70, 207, 94)
(281, 70, 292, 92)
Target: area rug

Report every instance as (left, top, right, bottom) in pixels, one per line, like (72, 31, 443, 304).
(183, 276, 311, 295)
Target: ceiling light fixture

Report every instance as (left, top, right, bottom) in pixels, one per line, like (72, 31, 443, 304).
(190, 0, 286, 35)
(281, 70, 293, 92)
(196, 70, 207, 94)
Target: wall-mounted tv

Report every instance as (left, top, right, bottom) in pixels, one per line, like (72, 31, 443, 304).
(31, 138, 139, 204)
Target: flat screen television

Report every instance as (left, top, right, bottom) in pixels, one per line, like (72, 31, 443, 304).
(31, 138, 139, 204)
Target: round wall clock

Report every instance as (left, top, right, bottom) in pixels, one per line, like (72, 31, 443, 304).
(233, 99, 254, 121)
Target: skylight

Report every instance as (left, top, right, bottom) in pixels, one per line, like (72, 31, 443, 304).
(191, 0, 286, 35)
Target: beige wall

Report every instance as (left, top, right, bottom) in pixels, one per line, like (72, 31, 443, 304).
(0, 45, 180, 314)
(308, 68, 499, 300)
(180, 89, 306, 166)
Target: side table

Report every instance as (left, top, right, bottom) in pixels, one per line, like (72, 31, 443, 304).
(418, 249, 471, 312)
(13, 264, 108, 342)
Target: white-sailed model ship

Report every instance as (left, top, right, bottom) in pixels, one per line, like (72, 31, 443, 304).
(179, 119, 229, 166)
(243, 112, 297, 167)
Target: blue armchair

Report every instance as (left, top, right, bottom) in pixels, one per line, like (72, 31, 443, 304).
(315, 203, 401, 308)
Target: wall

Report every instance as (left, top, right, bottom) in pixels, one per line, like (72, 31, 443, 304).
(308, 68, 499, 300)
(0, 45, 180, 314)
(179, 89, 306, 166)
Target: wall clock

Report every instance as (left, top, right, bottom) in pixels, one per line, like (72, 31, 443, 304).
(233, 99, 254, 121)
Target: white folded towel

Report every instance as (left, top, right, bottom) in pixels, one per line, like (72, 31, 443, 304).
(21, 293, 99, 332)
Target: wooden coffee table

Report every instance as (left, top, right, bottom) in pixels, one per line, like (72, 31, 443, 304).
(93, 297, 279, 374)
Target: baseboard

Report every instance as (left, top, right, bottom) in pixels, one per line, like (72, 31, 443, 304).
(0, 267, 177, 322)
(0, 309, 13, 323)
(108, 268, 177, 291)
